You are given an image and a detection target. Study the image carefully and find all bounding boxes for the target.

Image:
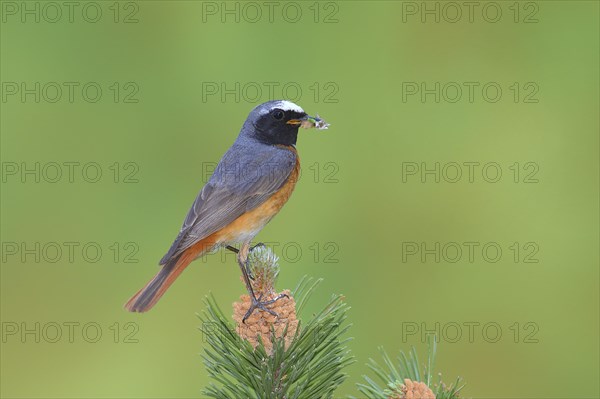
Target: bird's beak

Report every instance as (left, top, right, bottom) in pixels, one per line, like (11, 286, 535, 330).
(287, 114, 330, 130)
(286, 115, 310, 126)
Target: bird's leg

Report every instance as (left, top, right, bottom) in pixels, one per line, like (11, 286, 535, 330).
(225, 245, 239, 253)
(230, 243, 266, 280)
(250, 242, 266, 251)
(227, 245, 254, 279)
(237, 242, 288, 323)
(237, 242, 256, 298)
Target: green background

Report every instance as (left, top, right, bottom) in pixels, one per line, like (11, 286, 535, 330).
(1, 1, 598, 398)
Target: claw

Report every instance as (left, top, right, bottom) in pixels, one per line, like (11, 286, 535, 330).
(250, 242, 266, 251)
(242, 293, 289, 324)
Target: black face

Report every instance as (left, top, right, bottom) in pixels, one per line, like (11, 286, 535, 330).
(252, 108, 307, 146)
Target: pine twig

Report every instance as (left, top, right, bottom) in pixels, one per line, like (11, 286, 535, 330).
(198, 246, 354, 399)
(354, 335, 465, 399)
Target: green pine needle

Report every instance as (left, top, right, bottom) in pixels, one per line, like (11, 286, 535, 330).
(354, 335, 465, 399)
(198, 276, 354, 399)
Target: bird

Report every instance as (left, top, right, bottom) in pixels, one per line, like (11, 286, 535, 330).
(125, 100, 321, 321)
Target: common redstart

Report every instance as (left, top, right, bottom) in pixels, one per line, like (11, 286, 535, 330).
(125, 100, 327, 321)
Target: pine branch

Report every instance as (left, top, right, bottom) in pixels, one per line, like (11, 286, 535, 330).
(354, 335, 465, 399)
(198, 247, 354, 399)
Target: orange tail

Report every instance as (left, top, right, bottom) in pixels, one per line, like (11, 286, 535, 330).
(124, 244, 203, 312)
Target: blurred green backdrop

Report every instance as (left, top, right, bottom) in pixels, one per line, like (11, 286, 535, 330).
(1, 1, 598, 398)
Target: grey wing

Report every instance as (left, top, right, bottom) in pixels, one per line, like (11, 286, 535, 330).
(159, 144, 297, 265)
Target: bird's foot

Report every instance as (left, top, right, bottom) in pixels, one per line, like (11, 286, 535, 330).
(242, 292, 289, 323)
(228, 244, 255, 280)
(250, 242, 266, 252)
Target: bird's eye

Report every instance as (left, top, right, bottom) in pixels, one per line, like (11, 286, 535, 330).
(272, 109, 285, 120)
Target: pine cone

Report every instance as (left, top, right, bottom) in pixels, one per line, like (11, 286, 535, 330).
(388, 379, 436, 399)
(233, 289, 299, 354)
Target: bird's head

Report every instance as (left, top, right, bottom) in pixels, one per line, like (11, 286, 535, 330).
(243, 100, 312, 146)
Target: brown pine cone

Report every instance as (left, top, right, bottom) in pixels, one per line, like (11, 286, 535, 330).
(388, 379, 436, 399)
(232, 289, 299, 354)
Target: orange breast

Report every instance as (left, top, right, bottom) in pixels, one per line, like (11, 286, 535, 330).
(216, 149, 301, 244)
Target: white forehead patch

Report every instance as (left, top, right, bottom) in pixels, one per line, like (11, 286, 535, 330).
(255, 100, 305, 117)
(275, 100, 304, 113)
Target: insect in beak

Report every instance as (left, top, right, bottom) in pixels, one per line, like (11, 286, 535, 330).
(287, 115, 330, 130)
